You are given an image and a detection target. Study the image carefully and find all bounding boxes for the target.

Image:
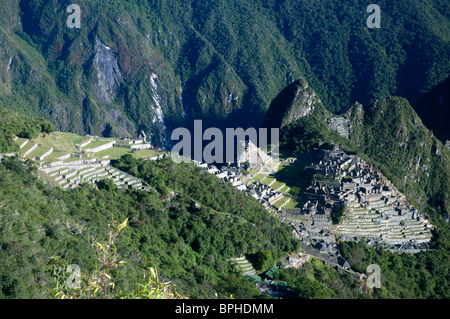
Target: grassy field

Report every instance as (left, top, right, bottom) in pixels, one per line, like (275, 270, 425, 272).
(19, 131, 165, 164)
(95, 147, 130, 160)
(261, 176, 276, 185)
(95, 147, 163, 160)
(37, 132, 92, 153)
(282, 198, 303, 210)
(19, 142, 37, 156)
(271, 181, 285, 190)
(14, 137, 28, 148)
(43, 151, 69, 163)
(83, 139, 115, 150)
(273, 196, 290, 209)
(63, 156, 95, 162)
(253, 174, 266, 182)
(133, 149, 162, 159)
(27, 145, 51, 158)
(274, 160, 311, 191)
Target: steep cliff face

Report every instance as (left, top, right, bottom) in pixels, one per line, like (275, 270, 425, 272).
(262, 79, 323, 129)
(93, 38, 124, 105)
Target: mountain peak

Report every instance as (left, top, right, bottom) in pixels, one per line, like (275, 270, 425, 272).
(262, 79, 322, 129)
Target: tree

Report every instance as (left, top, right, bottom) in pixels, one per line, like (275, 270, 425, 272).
(41, 121, 56, 133)
(253, 250, 272, 271)
(96, 179, 118, 192)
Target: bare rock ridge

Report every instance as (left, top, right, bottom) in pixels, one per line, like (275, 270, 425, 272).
(94, 38, 124, 104)
(262, 79, 321, 129)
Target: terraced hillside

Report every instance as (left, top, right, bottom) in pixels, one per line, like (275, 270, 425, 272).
(40, 164, 148, 191)
(228, 257, 256, 276)
(12, 131, 164, 190)
(334, 199, 432, 246)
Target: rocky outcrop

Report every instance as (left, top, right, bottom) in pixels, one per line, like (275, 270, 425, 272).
(262, 79, 322, 129)
(93, 38, 124, 104)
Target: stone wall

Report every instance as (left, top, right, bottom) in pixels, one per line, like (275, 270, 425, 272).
(85, 141, 115, 153)
(23, 143, 38, 157)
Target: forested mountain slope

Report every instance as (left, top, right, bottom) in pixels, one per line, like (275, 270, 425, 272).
(0, 0, 448, 146)
(0, 153, 298, 298)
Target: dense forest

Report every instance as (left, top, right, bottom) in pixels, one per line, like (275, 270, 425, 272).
(1, 103, 449, 299)
(0, 152, 298, 298)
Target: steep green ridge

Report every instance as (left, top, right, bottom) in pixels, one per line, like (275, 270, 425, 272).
(345, 97, 450, 216)
(0, 0, 448, 143)
(337, 227, 450, 298)
(271, 0, 450, 112)
(2, 101, 449, 298)
(265, 82, 450, 299)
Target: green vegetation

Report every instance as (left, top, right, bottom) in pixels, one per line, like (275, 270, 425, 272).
(1, 0, 449, 300)
(83, 140, 115, 150)
(133, 149, 162, 159)
(280, 103, 340, 153)
(273, 197, 290, 209)
(331, 204, 346, 225)
(345, 98, 450, 216)
(1, 0, 448, 138)
(274, 160, 313, 207)
(0, 155, 298, 298)
(261, 176, 276, 186)
(274, 258, 363, 299)
(282, 199, 302, 210)
(0, 107, 55, 153)
(95, 147, 130, 160)
(0, 109, 164, 165)
(33, 132, 91, 155)
(338, 221, 450, 299)
(275, 161, 311, 190)
(252, 174, 266, 182)
(252, 250, 273, 271)
(277, 94, 449, 299)
(280, 97, 450, 219)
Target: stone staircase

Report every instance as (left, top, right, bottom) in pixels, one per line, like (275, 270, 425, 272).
(228, 256, 256, 276)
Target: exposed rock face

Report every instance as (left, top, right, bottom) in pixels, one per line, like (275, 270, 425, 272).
(149, 73, 168, 148)
(262, 79, 321, 129)
(93, 38, 124, 104)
